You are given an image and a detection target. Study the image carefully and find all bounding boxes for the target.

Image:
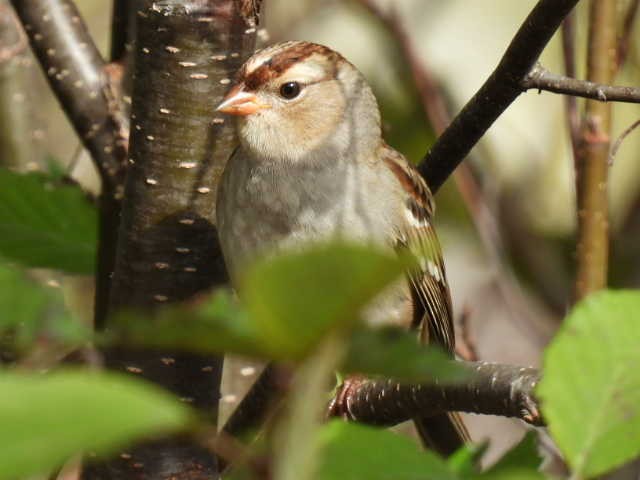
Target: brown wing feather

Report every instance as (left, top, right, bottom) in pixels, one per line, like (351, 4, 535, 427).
(382, 143, 470, 454)
(381, 144, 454, 353)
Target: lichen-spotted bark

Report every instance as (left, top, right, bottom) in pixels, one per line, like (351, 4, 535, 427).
(83, 1, 260, 478)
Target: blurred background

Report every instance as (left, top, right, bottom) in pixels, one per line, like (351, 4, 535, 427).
(1, 0, 639, 467)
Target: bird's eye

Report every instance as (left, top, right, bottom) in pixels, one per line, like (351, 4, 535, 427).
(279, 81, 301, 99)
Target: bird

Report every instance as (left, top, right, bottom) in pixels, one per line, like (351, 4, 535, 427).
(215, 40, 469, 456)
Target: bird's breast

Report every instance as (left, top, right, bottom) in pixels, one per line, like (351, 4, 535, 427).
(217, 154, 398, 279)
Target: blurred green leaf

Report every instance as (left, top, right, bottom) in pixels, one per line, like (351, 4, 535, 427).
(0, 369, 193, 480)
(0, 262, 90, 357)
(44, 155, 68, 180)
(538, 290, 640, 478)
(344, 327, 468, 382)
(0, 169, 97, 273)
(239, 242, 410, 359)
(111, 290, 266, 358)
(317, 421, 458, 480)
(448, 442, 487, 477)
(0, 263, 48, 340)
(478, 432, 544, 479)
(317, 421, 546, 480)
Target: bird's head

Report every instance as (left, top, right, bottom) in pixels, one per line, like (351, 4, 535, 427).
(216, 41, 381, 163)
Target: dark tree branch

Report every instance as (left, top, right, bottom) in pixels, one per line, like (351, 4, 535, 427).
(329, 362, 542, 427)
(419, 0, 579, 193)
(10, 0, 128, 189)
(521, 63, 640, 104)
(82, 2, 261, 479)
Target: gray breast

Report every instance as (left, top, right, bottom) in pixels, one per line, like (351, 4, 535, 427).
(216, 147, 411, 328)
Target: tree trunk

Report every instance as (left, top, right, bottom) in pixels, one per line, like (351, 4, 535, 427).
(82, 1, 260, 478)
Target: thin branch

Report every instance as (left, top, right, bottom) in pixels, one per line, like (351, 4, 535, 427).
(10, 0, 128, 189)
(574, 0, 616, 301)
(419, 0, 579, 193)
(521, 63, 640, 103)
(329, 362, 542, 427)
(561, 13, 581, 170)
(617, 0, 640, 68)
(457, 307, 478, 362)
(609, 118, 640, 164)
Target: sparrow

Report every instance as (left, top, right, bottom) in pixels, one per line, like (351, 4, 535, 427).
(215, 40, 468, 456)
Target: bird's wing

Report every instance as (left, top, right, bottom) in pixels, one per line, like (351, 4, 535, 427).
(381, 143, 455, 353)
(381, 143, 469, 454)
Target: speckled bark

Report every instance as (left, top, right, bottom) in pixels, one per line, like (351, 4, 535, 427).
(330, 362, 542, 427)
(83, 2, 260, 479)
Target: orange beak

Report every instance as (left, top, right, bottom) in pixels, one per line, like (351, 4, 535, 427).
(216, 85, 269, 116)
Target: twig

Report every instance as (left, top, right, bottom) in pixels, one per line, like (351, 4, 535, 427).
(609, 118, 640, 165)
(521, 63, 640, 104)
(574, 0, 616, 301)
(456, 307, 478, 362)
(10, 0, 128, 189)
(329, 362, 542, 427)
(418, 0, 579, 193)
(561, 13, 581, 170)
(617, 0, 640, 68)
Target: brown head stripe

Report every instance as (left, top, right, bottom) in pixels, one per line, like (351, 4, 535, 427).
(241, 42, 339, 91)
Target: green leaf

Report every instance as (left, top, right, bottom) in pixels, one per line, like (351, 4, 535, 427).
(344, 327, 468, 382)
(0, 262, 90, 356)
(538, 290, 640, 478)
(478, 432, 544, 479)
(111, 290, 266, 358)
(0, 169, 97, 273)
(114, 244, 430, 363)
(0, 369, 193, 479)
(239, 242, 410, 359)
(0, 263, 49, 338)
(317, 421, 458, 480)
(448, 442, 487, 476)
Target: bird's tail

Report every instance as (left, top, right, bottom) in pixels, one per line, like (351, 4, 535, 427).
(414, 412, 469, 457)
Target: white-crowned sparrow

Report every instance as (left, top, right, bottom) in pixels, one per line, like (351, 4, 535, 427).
(216, 40, 468, 455)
